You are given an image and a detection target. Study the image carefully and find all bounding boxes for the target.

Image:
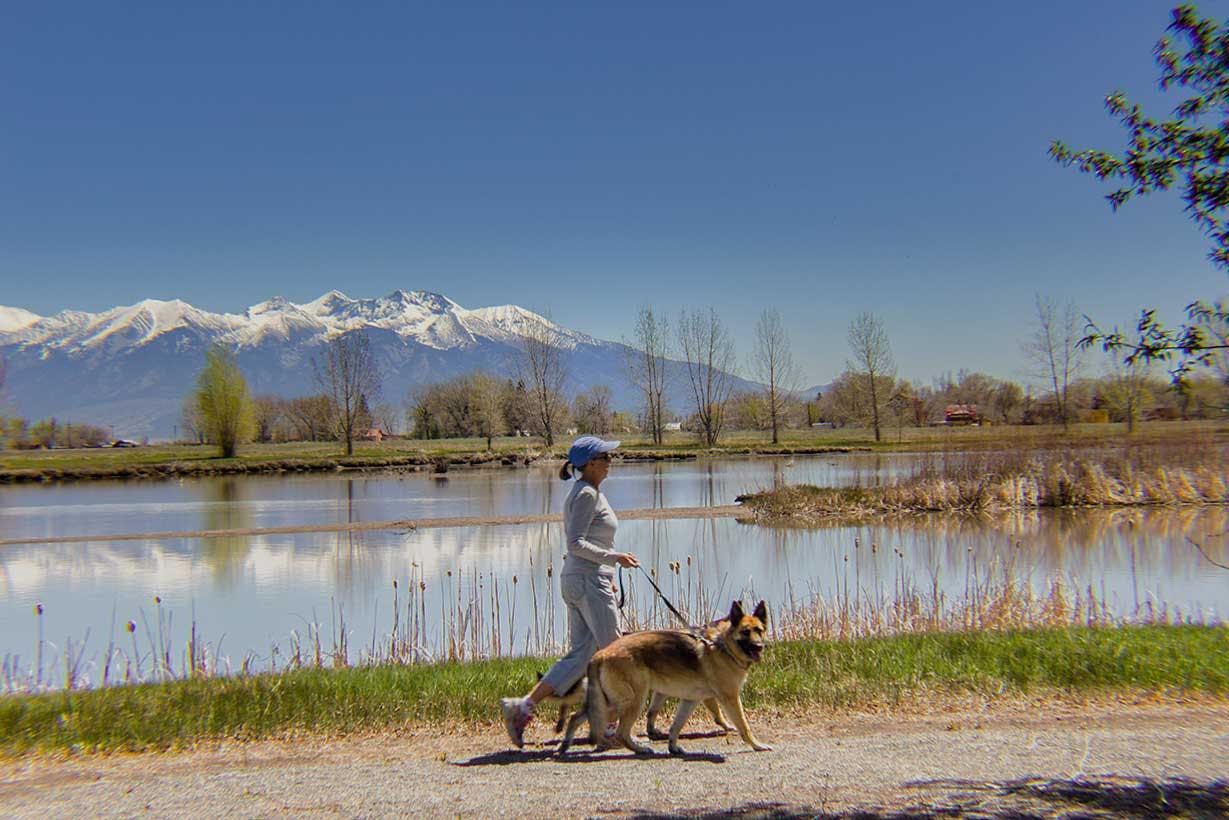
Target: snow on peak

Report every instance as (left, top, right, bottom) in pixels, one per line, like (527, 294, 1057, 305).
(74, 298, 232, 349)
(303, 290, 352, 316)
(0, 290, 609, 355)
(462, 304, 600, 349)
(0, 306, 41, 333)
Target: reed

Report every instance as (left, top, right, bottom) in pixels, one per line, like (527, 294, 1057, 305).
(3, 542, 1221, 698)
(740, 447, 1229, 523)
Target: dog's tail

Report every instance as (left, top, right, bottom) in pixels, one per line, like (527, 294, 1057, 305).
(584, 660, 610, 747)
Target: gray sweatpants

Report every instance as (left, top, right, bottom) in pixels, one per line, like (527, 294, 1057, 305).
(540, 571, 621, 694)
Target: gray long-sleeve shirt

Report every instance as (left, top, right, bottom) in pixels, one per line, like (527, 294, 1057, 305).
(561, 479, 618, 578)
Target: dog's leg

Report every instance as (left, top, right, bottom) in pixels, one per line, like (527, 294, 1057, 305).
(667, 700, 699, 756)
(583, 663, 613, 751)
(615, 687, 654, 756)
(554, 705, 568, 734)
(557, 706, 588, 755)
(703, 697, 734, 733)
(716, 694, 772, 752)
(645, 691, 669, 740)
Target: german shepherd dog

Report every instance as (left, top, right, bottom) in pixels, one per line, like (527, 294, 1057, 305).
(560, 600, 771, 756)
(538, 654, 733, 739)
(645, 617, 735, 739)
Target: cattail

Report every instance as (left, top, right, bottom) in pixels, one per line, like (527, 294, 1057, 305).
(34, 603, 43, 616)
(393, 579, 398, 589)
(154, 595, 161, 604)
(126, 620, 136, 633)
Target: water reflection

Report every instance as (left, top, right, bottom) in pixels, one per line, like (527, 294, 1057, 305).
(2, 457, 1228, 689)
(200, 479, 250, 586)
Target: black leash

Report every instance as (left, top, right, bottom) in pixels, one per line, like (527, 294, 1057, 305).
(618, 564, 711, 643)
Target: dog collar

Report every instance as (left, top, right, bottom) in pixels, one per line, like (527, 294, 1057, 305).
(717, 636, 752, 670)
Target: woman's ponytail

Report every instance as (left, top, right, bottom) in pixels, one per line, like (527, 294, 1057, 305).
(558, 461, 574, 481)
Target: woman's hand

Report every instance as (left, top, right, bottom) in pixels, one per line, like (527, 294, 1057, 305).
(614, 552, 639, 568)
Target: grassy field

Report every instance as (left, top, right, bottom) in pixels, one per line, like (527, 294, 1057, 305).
(2, 420, 1225, 482)
(0, 625, 1224, 755)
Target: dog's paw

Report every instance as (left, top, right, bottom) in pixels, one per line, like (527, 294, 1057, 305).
(668, 744, 686, 756)
(751, 742, 773, 752)
(646, 728, 669, 741)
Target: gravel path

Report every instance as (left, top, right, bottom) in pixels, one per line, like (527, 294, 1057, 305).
(2, 698, 1226, 818)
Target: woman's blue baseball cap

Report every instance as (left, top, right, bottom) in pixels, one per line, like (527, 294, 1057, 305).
(567, 435, 620, 467)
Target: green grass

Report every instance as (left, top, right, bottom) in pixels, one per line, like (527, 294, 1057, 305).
(2, 625, 1225, 755)
(3, 420, 1225, 482)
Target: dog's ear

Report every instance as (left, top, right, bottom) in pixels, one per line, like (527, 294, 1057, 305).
(753, 600, 768, 626)
(536, 671, 544, 681)
(727, 600, 745, 624)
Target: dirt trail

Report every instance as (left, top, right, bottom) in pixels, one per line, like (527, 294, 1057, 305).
(2, 699, 1226, 818)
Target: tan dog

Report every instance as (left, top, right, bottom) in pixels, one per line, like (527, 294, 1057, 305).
(645, 617, 735, 739)
(560, 600, 771, 756)
(540, 665, 730, 741)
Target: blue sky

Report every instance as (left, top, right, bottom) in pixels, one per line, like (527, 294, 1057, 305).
(2, 1, 1225, 388)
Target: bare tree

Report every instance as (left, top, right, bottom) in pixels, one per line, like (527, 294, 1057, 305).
(470, 371, 508, 450)
(372, 402, 401, 436)
(1024, 295, 1083, 431)
(180, 395, 207, 444)
(847, 312, 896, 442)
(677, 307, 736, 446)
(573, 385, 614, 435)
(1102, 353, 1154, 433)
(251, 395, 283, 442)
(285, 395, 336, 441)
(751, 309, 800, 444)
(407, 385, 439, 439)
(520, 316, 568, 446)
(313, 332, 382, 456)
(625, 306, 671, 445)
(435, 375, 475, 437)
(991, 380, 1025, 424)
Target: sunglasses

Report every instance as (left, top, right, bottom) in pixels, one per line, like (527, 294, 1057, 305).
(590, 453, 612, 462)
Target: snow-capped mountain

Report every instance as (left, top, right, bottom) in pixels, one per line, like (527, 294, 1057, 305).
(0, 290, 758, 439)
(0, 306, 42, 333)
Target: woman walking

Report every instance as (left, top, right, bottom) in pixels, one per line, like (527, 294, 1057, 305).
(500, 435, 639, 747)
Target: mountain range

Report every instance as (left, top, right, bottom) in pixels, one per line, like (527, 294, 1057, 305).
(0, 290, 763, 439)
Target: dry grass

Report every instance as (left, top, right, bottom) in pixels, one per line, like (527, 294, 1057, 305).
(741, 444, 1229, 522)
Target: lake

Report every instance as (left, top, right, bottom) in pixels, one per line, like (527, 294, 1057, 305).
(1, 454, 1226, 689)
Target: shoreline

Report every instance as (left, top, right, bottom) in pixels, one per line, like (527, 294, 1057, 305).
(0, 445, 865, 485)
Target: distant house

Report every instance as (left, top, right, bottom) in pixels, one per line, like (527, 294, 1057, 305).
(664, 421, 683, 432)
(363, 427, 387, 441)
(944, 405, 979, 425)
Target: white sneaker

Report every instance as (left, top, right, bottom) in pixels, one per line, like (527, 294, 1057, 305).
(500, 697, 533, 748)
